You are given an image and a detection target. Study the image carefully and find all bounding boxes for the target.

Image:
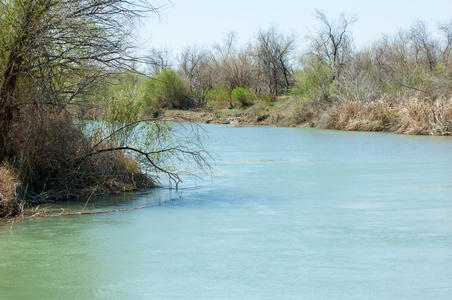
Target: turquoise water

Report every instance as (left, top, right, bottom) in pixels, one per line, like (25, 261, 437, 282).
(1, 125, 452, 299)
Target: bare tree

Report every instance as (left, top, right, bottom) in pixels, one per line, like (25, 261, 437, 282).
(438, 19, 452, 67)
(211, 32, 256, 90)
(255, 25, 296, 95)
(309, 10, 357, 81)
(178, 45, 213, 91)
(213, 31, 238, 59)
(410, 20, 438, 71)
(147, 46, 174, 75)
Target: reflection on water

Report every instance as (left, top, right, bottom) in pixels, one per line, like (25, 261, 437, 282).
(1, 125, 452, 299)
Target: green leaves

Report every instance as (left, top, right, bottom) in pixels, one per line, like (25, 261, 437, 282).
(144, 68, 190, 109)
(291, 55, 335, 102)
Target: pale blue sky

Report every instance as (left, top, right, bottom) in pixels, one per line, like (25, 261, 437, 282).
(138, 0, 452, 55)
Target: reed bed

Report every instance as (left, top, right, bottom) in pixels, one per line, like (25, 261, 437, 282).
(314, 95, 452, 135)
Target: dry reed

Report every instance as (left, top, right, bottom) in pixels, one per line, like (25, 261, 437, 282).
(313, 94, 452, 135)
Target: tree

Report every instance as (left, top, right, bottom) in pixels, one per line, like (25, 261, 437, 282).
(410, 20, 438, 71)
(255, 25, 296, 95)
(211, 32, 256, 90)
(438, 19, 452, 67)
(178, 45, 213, 91)
(147, 46, 174, 75)
(0, 0, 162, 157)
(309, 10, 357, 81)
(0, 0, 210, 216)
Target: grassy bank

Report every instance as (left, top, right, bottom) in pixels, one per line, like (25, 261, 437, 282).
(162, 94, 452, 135)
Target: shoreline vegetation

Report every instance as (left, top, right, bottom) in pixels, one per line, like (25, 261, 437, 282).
(0, 0, 209, 220)
(162, 94, 452, 135)
(1, 1, 452, 221)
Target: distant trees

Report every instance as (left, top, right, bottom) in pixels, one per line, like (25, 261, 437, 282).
(133, 9, 452, 131)
(438, 19, 452, 67)
(174, 26, 297, 101)
(255, 25, 297, 95)
(410, 20, 438, 71)
(308, 10, 357, 81)
(179, 45, 212, 92)
(210, 32, 256, 91)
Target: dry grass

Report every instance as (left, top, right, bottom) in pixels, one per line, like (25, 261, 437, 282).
(0, 162, 22, 218)
(162, 93, 452, 136)
(313, 94, 452, 135)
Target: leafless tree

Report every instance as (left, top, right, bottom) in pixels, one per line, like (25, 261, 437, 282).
(438, 19, 452, 67)
(410, 20, 438, 71)
(211, 32, 256, 90)
(178, 45, 213, 91)
(255, 25, 296, 95)
(147, 46, 174, 75)
(309, 10, 357, 81)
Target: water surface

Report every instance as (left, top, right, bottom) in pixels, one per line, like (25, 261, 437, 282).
(1, 125, 452, 299)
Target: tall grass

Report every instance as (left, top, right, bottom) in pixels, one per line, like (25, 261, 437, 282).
(313, 95, 452, 135)
(0, 162, 22, 218)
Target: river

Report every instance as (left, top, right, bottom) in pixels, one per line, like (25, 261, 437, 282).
(1, 124, 452, 299)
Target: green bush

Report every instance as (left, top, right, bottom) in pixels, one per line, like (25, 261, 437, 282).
(205, 86, 232, 109)
(231, 87, 254, 107)
(291, 55, 336, 102)
(189, 89, 207, 108)
(256, 93, 277, 106)
(144, 69, 190, 109)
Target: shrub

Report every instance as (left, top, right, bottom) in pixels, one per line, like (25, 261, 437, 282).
(257, 93, 277, 105)
(205, 86, 232, 109)
(291, 56, 336, 102)
(144, 69, 190, 109)
(231, 87, 254, 107)
(6, 108, 154, 205)
(189, 89, 207, 108)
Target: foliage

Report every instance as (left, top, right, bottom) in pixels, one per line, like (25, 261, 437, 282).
(205, 86, 232, 109)
(144, 69, 191, 109)
(291, 56, 336, 102)
(0, 0, 211, 218)
(257, 93, 277, 105)
(231, 87, 254, 107)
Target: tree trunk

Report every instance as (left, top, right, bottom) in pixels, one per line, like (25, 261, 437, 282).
(0, 46, 23, 158)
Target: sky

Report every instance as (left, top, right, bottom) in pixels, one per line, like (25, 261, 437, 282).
(137, 0, 452, 57)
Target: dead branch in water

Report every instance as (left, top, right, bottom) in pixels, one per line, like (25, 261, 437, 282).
(0, 201, 166, 225)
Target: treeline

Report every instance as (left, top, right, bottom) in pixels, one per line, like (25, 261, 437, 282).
(140, 12, 452, 134)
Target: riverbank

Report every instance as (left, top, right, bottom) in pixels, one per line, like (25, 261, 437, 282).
(0, 151, 156, 221)
(162, 95, 452, 135)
